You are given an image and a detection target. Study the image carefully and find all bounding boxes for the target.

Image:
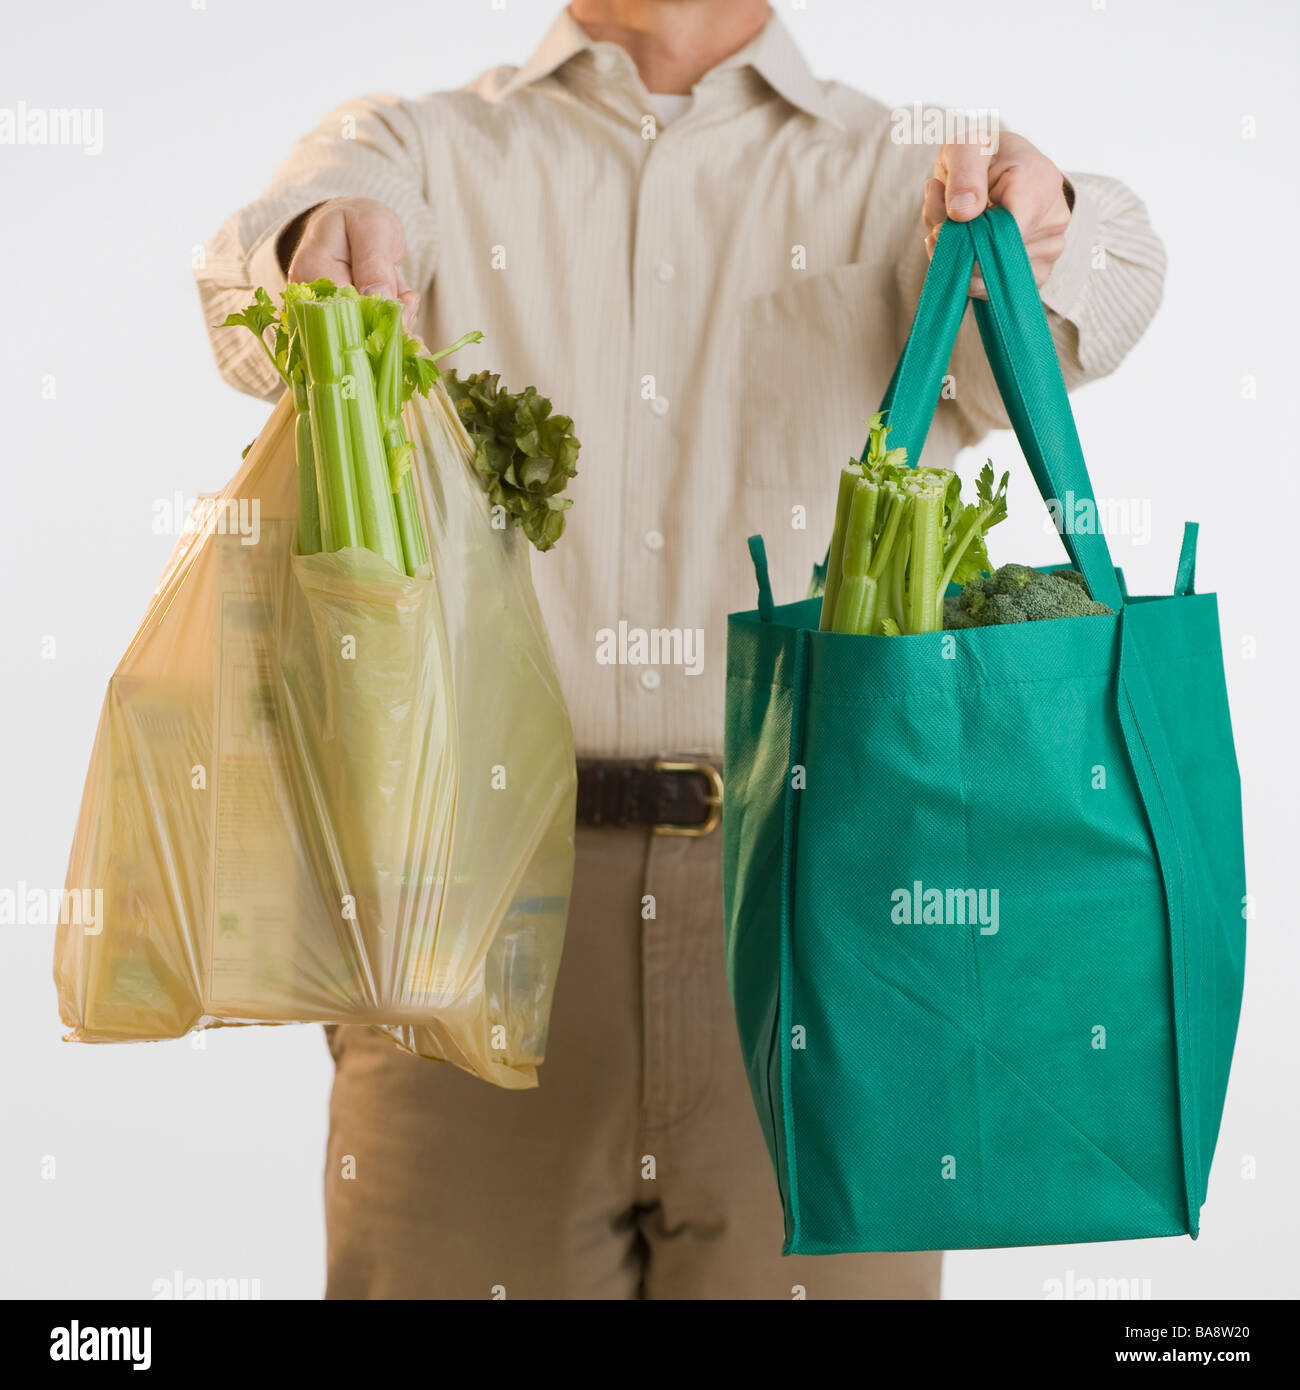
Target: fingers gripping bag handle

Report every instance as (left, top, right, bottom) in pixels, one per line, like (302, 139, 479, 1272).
(878, 208, 1123, 612)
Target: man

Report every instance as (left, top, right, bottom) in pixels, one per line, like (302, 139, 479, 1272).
(199, 1, 1165, 1299)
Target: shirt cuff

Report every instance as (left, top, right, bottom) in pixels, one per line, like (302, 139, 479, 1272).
(1039, 173, 1101, 326)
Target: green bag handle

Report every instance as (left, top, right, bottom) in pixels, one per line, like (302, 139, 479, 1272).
(748, 533, 775, 621)
(1174, 521, 1199, 597)
(877, 208, 1124, 613)
(868, 226, 974, 467)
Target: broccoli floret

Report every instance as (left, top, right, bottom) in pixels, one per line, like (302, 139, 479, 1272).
(950, 564, 1114, 627)
(941, 595, 979, 629)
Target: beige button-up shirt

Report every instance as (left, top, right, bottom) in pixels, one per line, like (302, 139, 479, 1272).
(198, 7, 1165, 757)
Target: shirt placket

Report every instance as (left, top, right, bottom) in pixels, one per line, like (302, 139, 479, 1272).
(620, 93, 685, 752)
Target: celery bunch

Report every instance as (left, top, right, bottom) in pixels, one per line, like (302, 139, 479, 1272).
(221, 282, 481, 576)
(819, 413, 1009, 636)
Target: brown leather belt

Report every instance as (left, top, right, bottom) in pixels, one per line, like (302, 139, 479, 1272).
(576, 758, 723, 836)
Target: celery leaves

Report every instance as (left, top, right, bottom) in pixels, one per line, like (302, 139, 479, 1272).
(443, 370, 580, 552)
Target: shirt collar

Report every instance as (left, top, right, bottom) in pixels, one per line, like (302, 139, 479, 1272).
(497, 6, 843, 129)
(496, 8, 592, 101)
(711, 11, 843, 129)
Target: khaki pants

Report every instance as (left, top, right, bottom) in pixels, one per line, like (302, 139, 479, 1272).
(324, 822, 942, 1299)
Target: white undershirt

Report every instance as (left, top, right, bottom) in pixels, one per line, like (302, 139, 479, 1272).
(647, 92, 691, 126)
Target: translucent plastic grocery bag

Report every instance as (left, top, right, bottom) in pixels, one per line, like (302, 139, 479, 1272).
(55, 384, 576, 1088)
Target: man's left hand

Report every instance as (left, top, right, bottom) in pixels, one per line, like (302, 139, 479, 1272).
(923, 131, 1072, 298)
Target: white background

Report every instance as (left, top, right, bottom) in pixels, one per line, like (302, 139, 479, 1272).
(0, 0, 1295, 1300)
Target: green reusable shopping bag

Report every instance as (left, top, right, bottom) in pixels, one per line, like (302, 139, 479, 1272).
(723, 208, 1246, 1253)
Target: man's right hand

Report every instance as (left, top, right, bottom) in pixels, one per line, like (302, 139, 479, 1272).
(284, 196, 420, 328)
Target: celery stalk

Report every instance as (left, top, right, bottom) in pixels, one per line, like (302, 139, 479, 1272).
(375, 305, 406, 476)
(819, 468, 858, 631)
(341, 346, 404, 573)
(831, 478, 881, 635)
(292, 376, 322, 557)
(298, 299, 373, 553)
(904, 484, 945, 634)
(374, 303, 429, 575)
(307, 381, 364, 551)
(298, 297, 350, 384)
(394, 476, 429, 576)
(881, 498, 912, 635)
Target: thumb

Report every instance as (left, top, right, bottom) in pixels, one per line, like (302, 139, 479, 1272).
(939, 141, 990, 221)
(345, 206, 407, 300)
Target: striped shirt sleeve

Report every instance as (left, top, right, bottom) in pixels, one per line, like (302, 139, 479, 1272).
(194, 94, 437, 402)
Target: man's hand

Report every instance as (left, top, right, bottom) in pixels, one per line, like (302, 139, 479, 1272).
(923, 132, 1072, 298)
(285, 196, 420, 328)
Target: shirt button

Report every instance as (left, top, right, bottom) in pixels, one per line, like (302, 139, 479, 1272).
(640, 668, 661, 691)
(644, 529, 664, 551)
(656, 262, 675, 283)
(650, 396, 669, 416)
(594, 50, 618, 75)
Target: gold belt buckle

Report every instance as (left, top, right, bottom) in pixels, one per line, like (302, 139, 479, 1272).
(652, 759, 723, 837)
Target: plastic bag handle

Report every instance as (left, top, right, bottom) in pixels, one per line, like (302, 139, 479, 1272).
(876, 209, 1123, 612)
